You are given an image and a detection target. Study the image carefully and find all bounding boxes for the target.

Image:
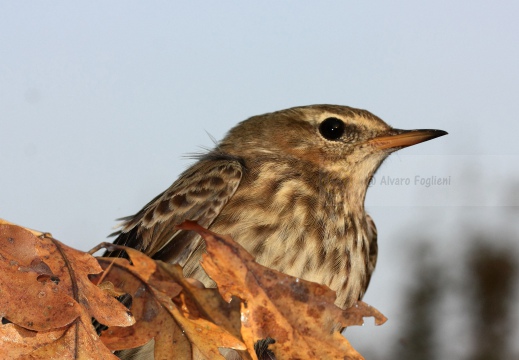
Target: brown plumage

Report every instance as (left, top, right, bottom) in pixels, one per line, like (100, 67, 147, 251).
(109, 104, 446, 308)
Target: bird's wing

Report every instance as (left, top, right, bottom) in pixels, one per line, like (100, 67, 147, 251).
(364, 213, 378, 291)
(109, 155, 243, 264)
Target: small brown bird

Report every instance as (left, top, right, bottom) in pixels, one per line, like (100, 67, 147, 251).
(111, 105, 446, 308)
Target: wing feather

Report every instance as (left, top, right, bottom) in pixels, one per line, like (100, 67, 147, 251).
(109, 154, 243, 264)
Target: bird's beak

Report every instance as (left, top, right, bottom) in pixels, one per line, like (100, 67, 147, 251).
(367, 129, 448, 150)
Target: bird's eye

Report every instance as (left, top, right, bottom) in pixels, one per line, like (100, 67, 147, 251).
(319, 117, 345, 140)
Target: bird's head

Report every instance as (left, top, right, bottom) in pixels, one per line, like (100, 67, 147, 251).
(219, 104, 447, 202)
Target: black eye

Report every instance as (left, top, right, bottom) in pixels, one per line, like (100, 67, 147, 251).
(319, 117, 345, 140)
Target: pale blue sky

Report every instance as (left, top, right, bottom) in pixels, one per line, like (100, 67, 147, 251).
(1, 2, 518, 357)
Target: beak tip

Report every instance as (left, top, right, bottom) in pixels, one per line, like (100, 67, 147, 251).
(369, 128, 448, 150)
(431, 129, 448, 139)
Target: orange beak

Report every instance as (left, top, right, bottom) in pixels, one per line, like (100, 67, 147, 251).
(367, 129, 448, 150)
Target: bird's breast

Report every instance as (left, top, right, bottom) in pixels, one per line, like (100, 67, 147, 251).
(209, 160, 371, 307)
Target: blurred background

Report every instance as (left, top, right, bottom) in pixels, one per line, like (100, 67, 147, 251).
(1, 2, 518, 359)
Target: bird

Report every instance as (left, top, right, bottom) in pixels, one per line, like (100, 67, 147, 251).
(108, 104, 447, 309)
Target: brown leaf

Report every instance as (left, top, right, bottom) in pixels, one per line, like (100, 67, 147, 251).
(51, 241, 134, 328)
(0, 218, 49, 238)
(96, 246, 246, 359)
(0, 224, 80, 331)
(94, 255, 181, 352)
(17, 314, 119, 360)
(0, 222, 133, 358)
(159, 262, 243, 341)
(178, 220, 387, 360)
(0, 323, 67, 358)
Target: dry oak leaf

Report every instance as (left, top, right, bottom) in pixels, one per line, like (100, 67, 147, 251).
(158, 262, 244, 350)
(178, 221, 387, 360)
(0, 222, 134, 359)
(95, 244, 246, 360)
